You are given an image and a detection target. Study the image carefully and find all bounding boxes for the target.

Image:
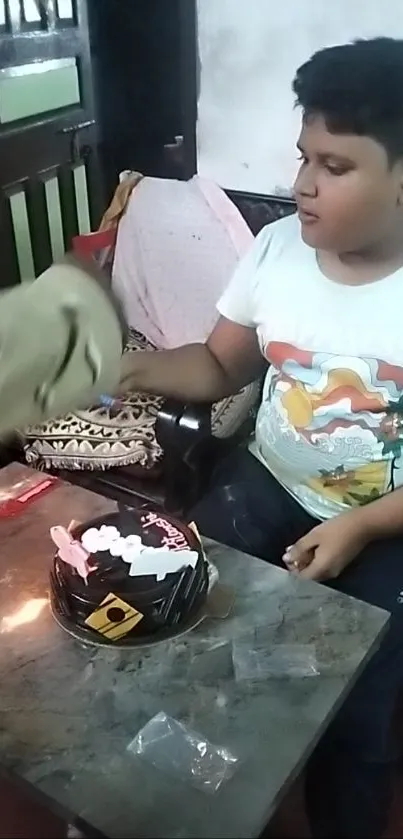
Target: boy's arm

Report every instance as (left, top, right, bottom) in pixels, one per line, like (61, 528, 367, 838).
(356, 486, 403, 539)
(118, 315, 267, 402)
(285, 486, 403, 583)
(119, 224, 273, 402)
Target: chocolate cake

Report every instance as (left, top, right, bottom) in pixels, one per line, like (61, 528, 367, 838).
(49, 509, 209, 645)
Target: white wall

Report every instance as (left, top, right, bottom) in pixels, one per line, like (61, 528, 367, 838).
(197, 0, 403, 195)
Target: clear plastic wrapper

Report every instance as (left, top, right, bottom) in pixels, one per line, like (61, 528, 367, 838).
(127, 711, 239, 793)
(232, 639, 320, 680)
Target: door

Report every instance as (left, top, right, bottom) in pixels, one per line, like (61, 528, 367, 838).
(0, 0, 103, 288)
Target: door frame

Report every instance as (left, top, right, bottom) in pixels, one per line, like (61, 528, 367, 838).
(178, 0, 198, 180)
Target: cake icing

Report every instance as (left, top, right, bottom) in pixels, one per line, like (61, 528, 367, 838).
(49, 509, 209, 644)
(78, 522, 199, 580)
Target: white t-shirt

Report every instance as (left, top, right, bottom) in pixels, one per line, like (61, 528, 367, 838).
(217, 213, 403, 520)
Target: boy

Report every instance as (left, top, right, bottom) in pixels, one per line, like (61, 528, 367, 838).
(120, 38, 403, 837)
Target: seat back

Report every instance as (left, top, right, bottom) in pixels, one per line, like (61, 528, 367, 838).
(111, 175, 253, 349)
(72, 228, 117, 273)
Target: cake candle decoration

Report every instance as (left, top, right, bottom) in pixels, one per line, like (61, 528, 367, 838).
(67, 519, 81, 534)
(50, 526, 94, 584)
(99, 394, 126, 414)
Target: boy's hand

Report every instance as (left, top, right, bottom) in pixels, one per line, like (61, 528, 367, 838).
(115, 351, 139, 395)
(283, 511, 371, 582)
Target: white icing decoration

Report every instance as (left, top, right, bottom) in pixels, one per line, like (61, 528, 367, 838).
(101, 536, 115, 552)
(128, 548, 198, 581)
(81, 528, 101, 552)
(81, 527, 141, 556)
(109, 537, 127, 557)
(80, 524, 198, 583)
(99, 525, 120, 541)
(122, 543, 143, 564)
(125, 535, 143, 548)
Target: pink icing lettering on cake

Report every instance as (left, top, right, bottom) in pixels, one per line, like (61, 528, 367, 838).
(141, 512, 189, 551)
(160, 534, 189, 550)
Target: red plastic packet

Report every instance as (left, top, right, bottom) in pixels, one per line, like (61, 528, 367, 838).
(0, 474, 60, 518)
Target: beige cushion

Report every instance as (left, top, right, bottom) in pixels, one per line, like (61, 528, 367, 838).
(24, 329, 259, 472)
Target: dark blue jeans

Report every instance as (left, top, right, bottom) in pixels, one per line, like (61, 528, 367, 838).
(192, 449, 403, 839)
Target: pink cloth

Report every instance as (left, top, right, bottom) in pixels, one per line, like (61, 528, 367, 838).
(111, 175, 253, 349)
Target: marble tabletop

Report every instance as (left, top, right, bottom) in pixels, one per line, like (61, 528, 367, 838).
(0, 465, 389, 838)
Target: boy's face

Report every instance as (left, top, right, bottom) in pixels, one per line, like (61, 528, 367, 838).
(294, 114, 403, 254)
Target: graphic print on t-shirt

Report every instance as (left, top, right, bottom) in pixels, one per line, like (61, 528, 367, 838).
(253, 340, 403, 519)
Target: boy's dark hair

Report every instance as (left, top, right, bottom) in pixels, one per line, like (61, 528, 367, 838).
(293, 37, 403, 163)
